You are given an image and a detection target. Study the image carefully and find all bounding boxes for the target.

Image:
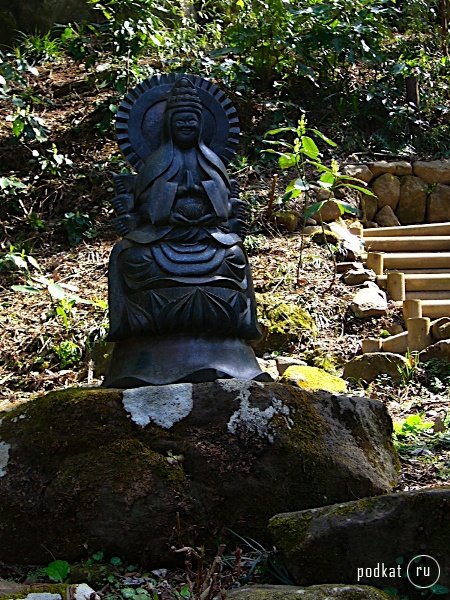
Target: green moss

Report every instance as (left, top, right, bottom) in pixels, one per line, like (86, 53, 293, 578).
(253, 294, 316, 353)
(269, 511, 314, 556)
(310, 230, 341, 245)
(227, 585, 392, 600)
(282, 365, 347, 393)
(256, 294, 316, 336)
(272, 210, 301, 232)
(0, 584, 68, 600)
(326, 496, 381, 519)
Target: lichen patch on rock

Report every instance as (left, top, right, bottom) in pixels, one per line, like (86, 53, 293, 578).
(122, 384, 193, 429)
(0, 441, 10, 477)
(224, 380, 291, 442)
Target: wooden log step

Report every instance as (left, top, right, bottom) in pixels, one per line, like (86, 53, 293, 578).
(386, 268, 450, 275)
(377, 273, 450, 291)
(382, 252, 450, 270)
(405, 291, 450, 300)
(394, 300, 450, 318)
(363, 222, 450, 237)
(418, 300, 450, 318)
(364, 236, 450, 252)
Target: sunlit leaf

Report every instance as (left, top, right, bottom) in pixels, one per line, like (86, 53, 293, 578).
(265, 126, 296, 136)
(301, 136, 319, 159)
(47, 281, 67, 300)
(12, 119, 25, 138)
(304, 200, 325, 221)
(336, 201, 359, 215)
(319, 172, 335, 186)
(278, 153, 296, 169)
(11, 284, 41, 294)
(310, 129, 337, 147)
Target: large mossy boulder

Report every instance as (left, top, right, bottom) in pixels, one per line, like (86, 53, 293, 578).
(269, 488, 450, 597)
(226, 584, 391, 600)
(0, 381, 399, 566)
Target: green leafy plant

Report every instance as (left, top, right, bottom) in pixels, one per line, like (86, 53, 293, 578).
(62, 211, 97, 245)
(32, 144, 73, 176)
(6, 101, 49, 141)
(53, 340, 82, 368)
(17, 31, 62, 64)
(0, 246, 40, 275)
(43, 559, 70, 583)
(396, 350, 420, 386)
(264, 115, 372, 218)
(0, 175, 27, 198)
(394, 414, 434, 438)
(422, 358, 450, 393)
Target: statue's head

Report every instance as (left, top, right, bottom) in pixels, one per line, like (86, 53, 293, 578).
(164, 77, 203, 148)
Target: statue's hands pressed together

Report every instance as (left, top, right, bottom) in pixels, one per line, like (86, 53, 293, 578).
(111, 193, 134, 216)
(111, 173, 139, 235)
(112, 213, 141, 236)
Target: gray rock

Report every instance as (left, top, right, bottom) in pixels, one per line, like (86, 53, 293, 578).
(361, 194, 378, 222)
(343, 352, 409, 384)
(420, 340, 450, 363)
(311, 200, 342, 223)
(350, 283, 388, 318)
(73, 584, 98, 600)
(26, 595, 62, 600)
(226, 584, 391, 600)
(344, 164, 374, 184)
(371, 173, 401, 210)
(342, 268, 376, 286)
(374, 205, 401, 227)
(414, 159, 450, 184)
(275, 356, 307, 376)
(431, 317, 450, 341)
(0, 580, 26, 596)
(269, 488, 450, 595)
(336, 262, 365, 274)
(0, 382, 398, 566)
(364, 221, 379, 229)
(256, 357, 279, 379)
(368, 161, 412, 177)
(427, 183, 450, 223)
(396, 175, 428, 224)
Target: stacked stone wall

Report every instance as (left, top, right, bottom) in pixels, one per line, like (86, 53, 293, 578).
(345, 159, 450, 227)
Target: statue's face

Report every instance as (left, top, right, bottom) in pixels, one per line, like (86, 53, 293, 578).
(171, 111, 200, 147)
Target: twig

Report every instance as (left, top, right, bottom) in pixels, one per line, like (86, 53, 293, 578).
(266, 174, 278, 219)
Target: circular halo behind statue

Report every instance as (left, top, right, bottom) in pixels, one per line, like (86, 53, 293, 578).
(116, 73, 240, 172)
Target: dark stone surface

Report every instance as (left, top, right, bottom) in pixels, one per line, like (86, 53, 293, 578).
(104, 74, 265, 386)
(270, 488, 450, 598)
(226, 585, 391, 600)
(0, 381, 399, 566)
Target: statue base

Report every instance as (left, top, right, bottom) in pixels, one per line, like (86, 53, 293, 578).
(103, 334, 270, 388)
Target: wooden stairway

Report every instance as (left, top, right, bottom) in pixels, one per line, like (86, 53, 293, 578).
(361, 222, 450, 353)
(364, 223, 450, 317)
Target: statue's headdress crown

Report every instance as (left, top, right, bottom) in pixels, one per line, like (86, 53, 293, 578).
(166, 77, 202, 114)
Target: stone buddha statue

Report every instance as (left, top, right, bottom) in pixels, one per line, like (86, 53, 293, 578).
(103, 74, 267, 387)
